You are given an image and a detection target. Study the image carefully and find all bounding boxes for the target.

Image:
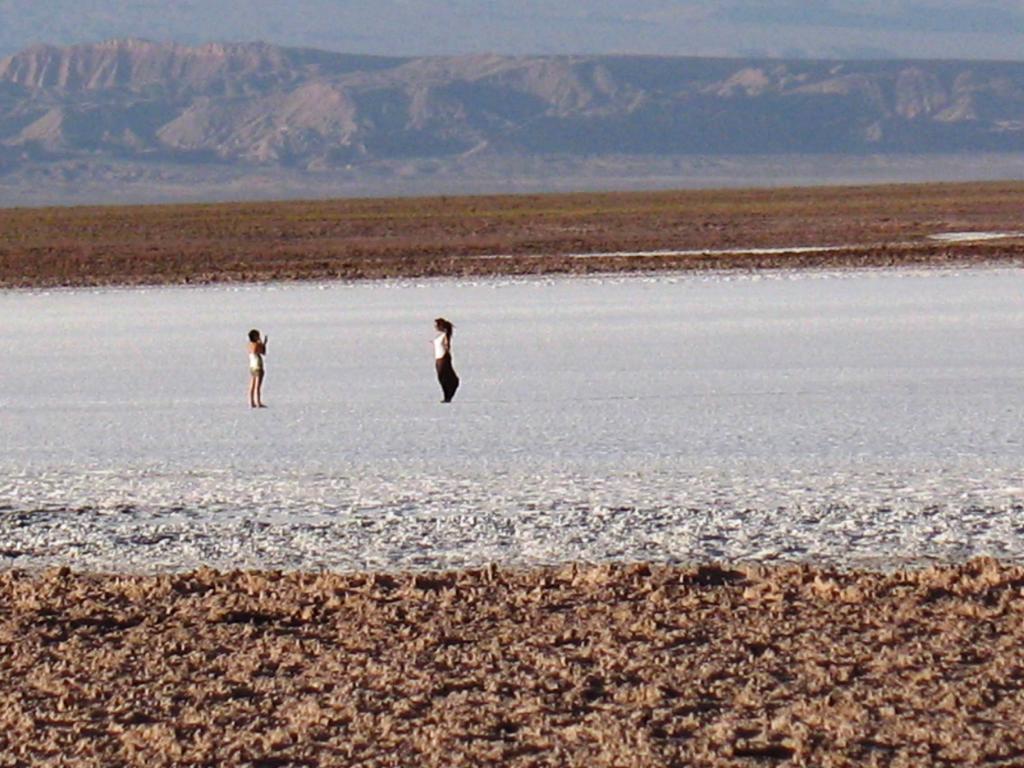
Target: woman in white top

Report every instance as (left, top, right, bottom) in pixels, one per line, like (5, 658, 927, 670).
(248, 328, 268, 408)
(433, 317, 459, 403)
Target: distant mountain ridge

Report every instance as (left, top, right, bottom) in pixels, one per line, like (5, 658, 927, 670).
(0, 40, 403, 92)
(1, 39, 1024, 203)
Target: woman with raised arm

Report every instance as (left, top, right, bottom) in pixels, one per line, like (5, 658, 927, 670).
(433, 317, 459, 403)
(248, 328, 267, 408)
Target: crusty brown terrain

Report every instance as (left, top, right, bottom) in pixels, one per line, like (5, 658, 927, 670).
(2, 181, 1024, 288)
(2, 559, 1023, 766)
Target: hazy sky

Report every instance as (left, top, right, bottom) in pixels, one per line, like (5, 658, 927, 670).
(0, 0, 1022, 60)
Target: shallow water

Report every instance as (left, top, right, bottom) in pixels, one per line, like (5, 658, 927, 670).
(2, 268, 1024, 572)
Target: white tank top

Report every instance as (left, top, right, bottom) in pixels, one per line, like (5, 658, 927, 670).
(433, 333, 449, 360)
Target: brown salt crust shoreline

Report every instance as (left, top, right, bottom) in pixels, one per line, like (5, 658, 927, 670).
(3, 182, 1024, 289)
(2, 559, 1023, 766)
(5, 243, 1024, 292)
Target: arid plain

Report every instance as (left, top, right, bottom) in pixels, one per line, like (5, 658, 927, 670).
(2, 181, 1024, 288)
(3, 181, 1024, 766)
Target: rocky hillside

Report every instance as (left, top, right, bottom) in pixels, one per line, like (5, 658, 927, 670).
(1, 40, 1023, 204)
(1, 39, 1023, 168)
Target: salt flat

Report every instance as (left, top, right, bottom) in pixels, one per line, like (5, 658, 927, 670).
(1, 268, 1023, 571)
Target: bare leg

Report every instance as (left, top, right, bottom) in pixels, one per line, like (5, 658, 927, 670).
(249, 373, 258, 407)
(255, 371, 266, 407)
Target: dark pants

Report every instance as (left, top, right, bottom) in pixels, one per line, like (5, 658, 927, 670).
(435, 354, 459, 402)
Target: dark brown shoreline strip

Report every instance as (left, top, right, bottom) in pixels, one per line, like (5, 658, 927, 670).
(3, 180, 1024, 289)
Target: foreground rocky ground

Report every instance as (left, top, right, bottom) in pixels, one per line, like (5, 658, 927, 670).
(1, 560, 1023, 766)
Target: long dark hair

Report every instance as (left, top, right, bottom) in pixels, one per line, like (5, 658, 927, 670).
(434, 317, 453, 341)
